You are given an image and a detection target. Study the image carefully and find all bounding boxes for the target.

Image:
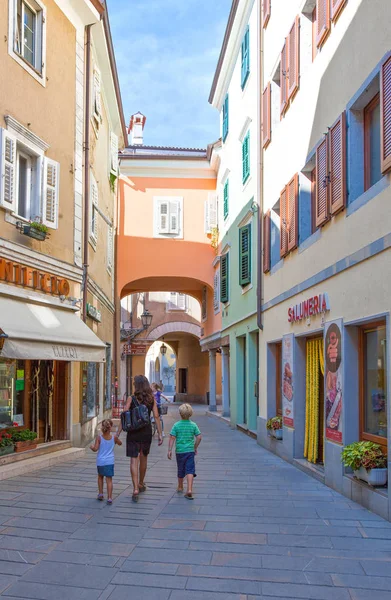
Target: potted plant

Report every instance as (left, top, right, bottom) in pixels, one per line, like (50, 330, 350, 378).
(11, 429, 38, 453)
(341, 441, 387, 486)
(0, 432, 14, 457)
(18, 217, 49, 241)
(266, 416, 283, 440)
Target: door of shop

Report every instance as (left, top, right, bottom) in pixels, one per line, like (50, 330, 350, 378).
(304, 337, 325, 465)
(178, 368, 188, 393)
(31, 360, 69, 442)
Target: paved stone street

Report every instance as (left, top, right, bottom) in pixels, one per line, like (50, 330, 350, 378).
(0, 410, 390, 599)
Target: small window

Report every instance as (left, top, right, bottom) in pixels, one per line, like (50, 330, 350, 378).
(155, 197, 182, 237)
(241, 26, 250, 89)
(360, 322, 387, 449)
(364, 94, 381, 191)
(242, 131, 250, 184)
(223, 180, 229, 220)
(14, 0, 44, 73)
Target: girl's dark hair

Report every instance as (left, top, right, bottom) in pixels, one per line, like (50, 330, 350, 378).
(133, 375, 154, 409)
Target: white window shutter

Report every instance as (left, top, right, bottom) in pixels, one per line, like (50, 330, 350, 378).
(169, 199, 180, 234)
(214, 270, 220, 312)
(204, 200, 210, 233)
(0, 128, 17, 211)
(208, 192, 218, 229)
(110, 132, 118, 174)
(158, 200, 169, 233)
(177, 293, 186, 310)
(42, 157, 60, 229)
(90, 172, 98, 239)
(93, 67, 102, 121)
(107, 226, 114, 272)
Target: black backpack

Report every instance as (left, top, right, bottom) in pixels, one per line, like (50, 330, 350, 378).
(121, 396, 150, 432)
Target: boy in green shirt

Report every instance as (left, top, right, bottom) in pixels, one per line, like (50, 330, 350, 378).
(168, 403, 202, 499)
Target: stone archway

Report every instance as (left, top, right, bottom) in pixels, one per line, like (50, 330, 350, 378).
(148, 321, 201, 341)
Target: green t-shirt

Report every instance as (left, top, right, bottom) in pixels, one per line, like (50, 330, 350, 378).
(170, 419, 201, 454)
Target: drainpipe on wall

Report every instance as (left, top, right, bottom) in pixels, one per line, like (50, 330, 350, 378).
(257, 2, 264, 331)
(113, 159, 122, 405)
(82, 24, 93, 323)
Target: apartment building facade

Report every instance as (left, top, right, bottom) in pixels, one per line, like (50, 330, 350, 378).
(259, 0, 391, 519)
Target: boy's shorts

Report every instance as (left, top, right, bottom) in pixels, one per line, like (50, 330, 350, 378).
(176, 452, 196, 478)
(97, 464, 114, 477)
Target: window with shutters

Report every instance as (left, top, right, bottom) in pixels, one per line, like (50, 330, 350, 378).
(92, 66, 102, 131)
(364, 94, 381, 191)
(0, 127, 59, 229)
(154, 196, 183, 238)
(312, 0, 346, 51)
(241, 26, 250, 90)
(279, 173, 299, 258)
(262, 0, 271, 29)
(107, 226, 114, 274)
(90, 171, 99, 245)
(205, 192, 218, 234)
(213, 268, 220, 314)
(280, 41, 288, 117)
(110, 131, 119, 176)
(242, 131, 250, 185)
(220, 253, 229, 304)
(262, 84, 271, 149)
(239, 224, 251, 286)
(168, 292, 187, 311)
(223, 180, 229, 220)
(287, 17, 300, 102)
(222, 94, 229, 142)
(380, 56, 391, 175)
(8, 0, 46, 84)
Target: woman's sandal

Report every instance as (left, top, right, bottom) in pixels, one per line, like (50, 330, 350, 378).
(132, 493, 139, 503)
(176, 488, 184, 493)
(107, 498, 113, 505)
(139, 484, 147, 493)
(184, 493, 194, 500)
(97, 494, 104, 501)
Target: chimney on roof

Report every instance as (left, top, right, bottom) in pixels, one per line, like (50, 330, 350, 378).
(128, 112, 146, 145)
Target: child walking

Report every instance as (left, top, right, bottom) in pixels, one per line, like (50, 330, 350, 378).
(151, 382, 171, 438)
(90, 419, 122, 504)
(168, 404, 202, 500)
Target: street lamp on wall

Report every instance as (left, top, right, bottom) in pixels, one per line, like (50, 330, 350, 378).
(120, 309, 153, 340)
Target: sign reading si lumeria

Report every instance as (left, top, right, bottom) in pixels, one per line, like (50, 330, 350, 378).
(0, 258, 70, 296)
(288, 293, 330, 323)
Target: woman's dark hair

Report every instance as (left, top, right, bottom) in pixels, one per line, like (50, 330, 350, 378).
(133, 375, 154, 409)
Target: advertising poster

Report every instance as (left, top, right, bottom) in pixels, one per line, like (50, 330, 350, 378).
(282, 334, 294, 427)
(325, 319, 343, 443)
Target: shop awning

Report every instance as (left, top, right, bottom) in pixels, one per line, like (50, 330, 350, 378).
(0, 297, 106, 362)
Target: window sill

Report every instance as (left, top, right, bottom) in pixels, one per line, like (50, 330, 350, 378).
(8, 49, 45, 87)
(347, 175, 389, 217)
(242, 175, 252, 192)
(241, 283, 253, 295)
(241, 71, 250, 92)
(299, 228, 321, 254)
(270, 259, 284, 275)
(89, 236, 97, 252)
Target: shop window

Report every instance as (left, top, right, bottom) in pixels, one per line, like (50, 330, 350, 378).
(276, 343, 282, 416)
(81, 362, 99, 421)
(0, 359, 26, 429)
(364, 94, 381, 191)
(360, 323, 387, 448)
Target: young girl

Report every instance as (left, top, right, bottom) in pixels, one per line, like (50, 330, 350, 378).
(90, 419, 122, 504)
(151, 383, 171, 438)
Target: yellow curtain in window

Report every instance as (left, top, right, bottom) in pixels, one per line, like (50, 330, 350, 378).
(304, 339, 323, 464)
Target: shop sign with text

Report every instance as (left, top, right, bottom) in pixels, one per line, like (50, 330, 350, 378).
(87, 303, 101, 323)
(0, 258, 70, 297)
(123, 342, 149, 356)
(288, 293, 330, 323)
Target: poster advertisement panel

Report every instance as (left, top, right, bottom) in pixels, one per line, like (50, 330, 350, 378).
(282, 334, 294, 427)
(325, 319, 343, 443)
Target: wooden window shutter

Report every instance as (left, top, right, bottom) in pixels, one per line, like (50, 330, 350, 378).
(42, 158, 60, 229)
(213, 269, 220, 312)
(262, 83, 271, 149)
(222, 95, 229, 142)
(280, 40, 288, 116)
(380, 55, 391, 174)
(93, 67, 102, 121)
(279, 186, 288, 257)
(223, 179, 229, 219)
(331, 0, 346, 22)
(110, 132, 119, 175)
(239, 224, 251, 286)
(242, 131, 250, 183)
(263, 0, 271, 29)
(0, 128, 17, 212)
(220, 253, 229, 303)
(287, 174, 299, 252)
(287, 17, 300, 101)
(315, 136, 329, 227)
(329, 112, 346, 215)
(316, 0, 330, 47)
(158, 200, 169, 233)
(169, 199, 180, 234)
(107, 226, 114, 273)
(263, 210, 271, 273)
(241, 27, 250, 89)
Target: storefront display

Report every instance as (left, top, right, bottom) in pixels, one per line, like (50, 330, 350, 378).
(282, 334, 294, 427)
(304, 338, 324, 464)
(361, 322, 387, 445)
(325, 320, 343, 444)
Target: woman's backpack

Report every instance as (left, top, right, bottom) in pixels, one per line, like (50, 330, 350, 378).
(121, 396, 150, 432)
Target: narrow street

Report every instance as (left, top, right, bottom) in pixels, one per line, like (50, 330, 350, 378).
(0, 409, 388, 599)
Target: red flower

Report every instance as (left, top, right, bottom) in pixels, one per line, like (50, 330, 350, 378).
(12, 423, 19, 427)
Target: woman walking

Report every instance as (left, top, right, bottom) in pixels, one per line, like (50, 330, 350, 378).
(117, 375, 163, 502)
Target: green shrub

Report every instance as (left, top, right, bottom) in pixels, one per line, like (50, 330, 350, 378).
(341, 441, 386, 471)
(11, 429, 38, 443)
(266, 416, 283, 431)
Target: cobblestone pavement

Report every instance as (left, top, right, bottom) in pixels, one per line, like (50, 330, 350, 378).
(0, 408, 390, 599)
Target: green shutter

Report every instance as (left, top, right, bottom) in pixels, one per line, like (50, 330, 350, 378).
(242, 131, 250, 184)
(222, 94, 229, 142)
(239, 224, 251, 286)
(223, 179, 229, 219)
(220, 253, 229, 303)
(241, 27, 250, 89)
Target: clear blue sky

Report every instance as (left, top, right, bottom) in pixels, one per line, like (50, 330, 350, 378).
(106, 0, 232, 149)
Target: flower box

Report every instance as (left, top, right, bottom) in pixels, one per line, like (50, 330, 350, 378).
(0, 445, 14, 457)
(14, 440, 37, 453)
(353, 467, 388, 487)
(271, 429, 283, 440)
(22, 225, 47, 241)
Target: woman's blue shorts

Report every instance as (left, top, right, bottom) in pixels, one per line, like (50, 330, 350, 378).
(97, 464, 114, 477)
